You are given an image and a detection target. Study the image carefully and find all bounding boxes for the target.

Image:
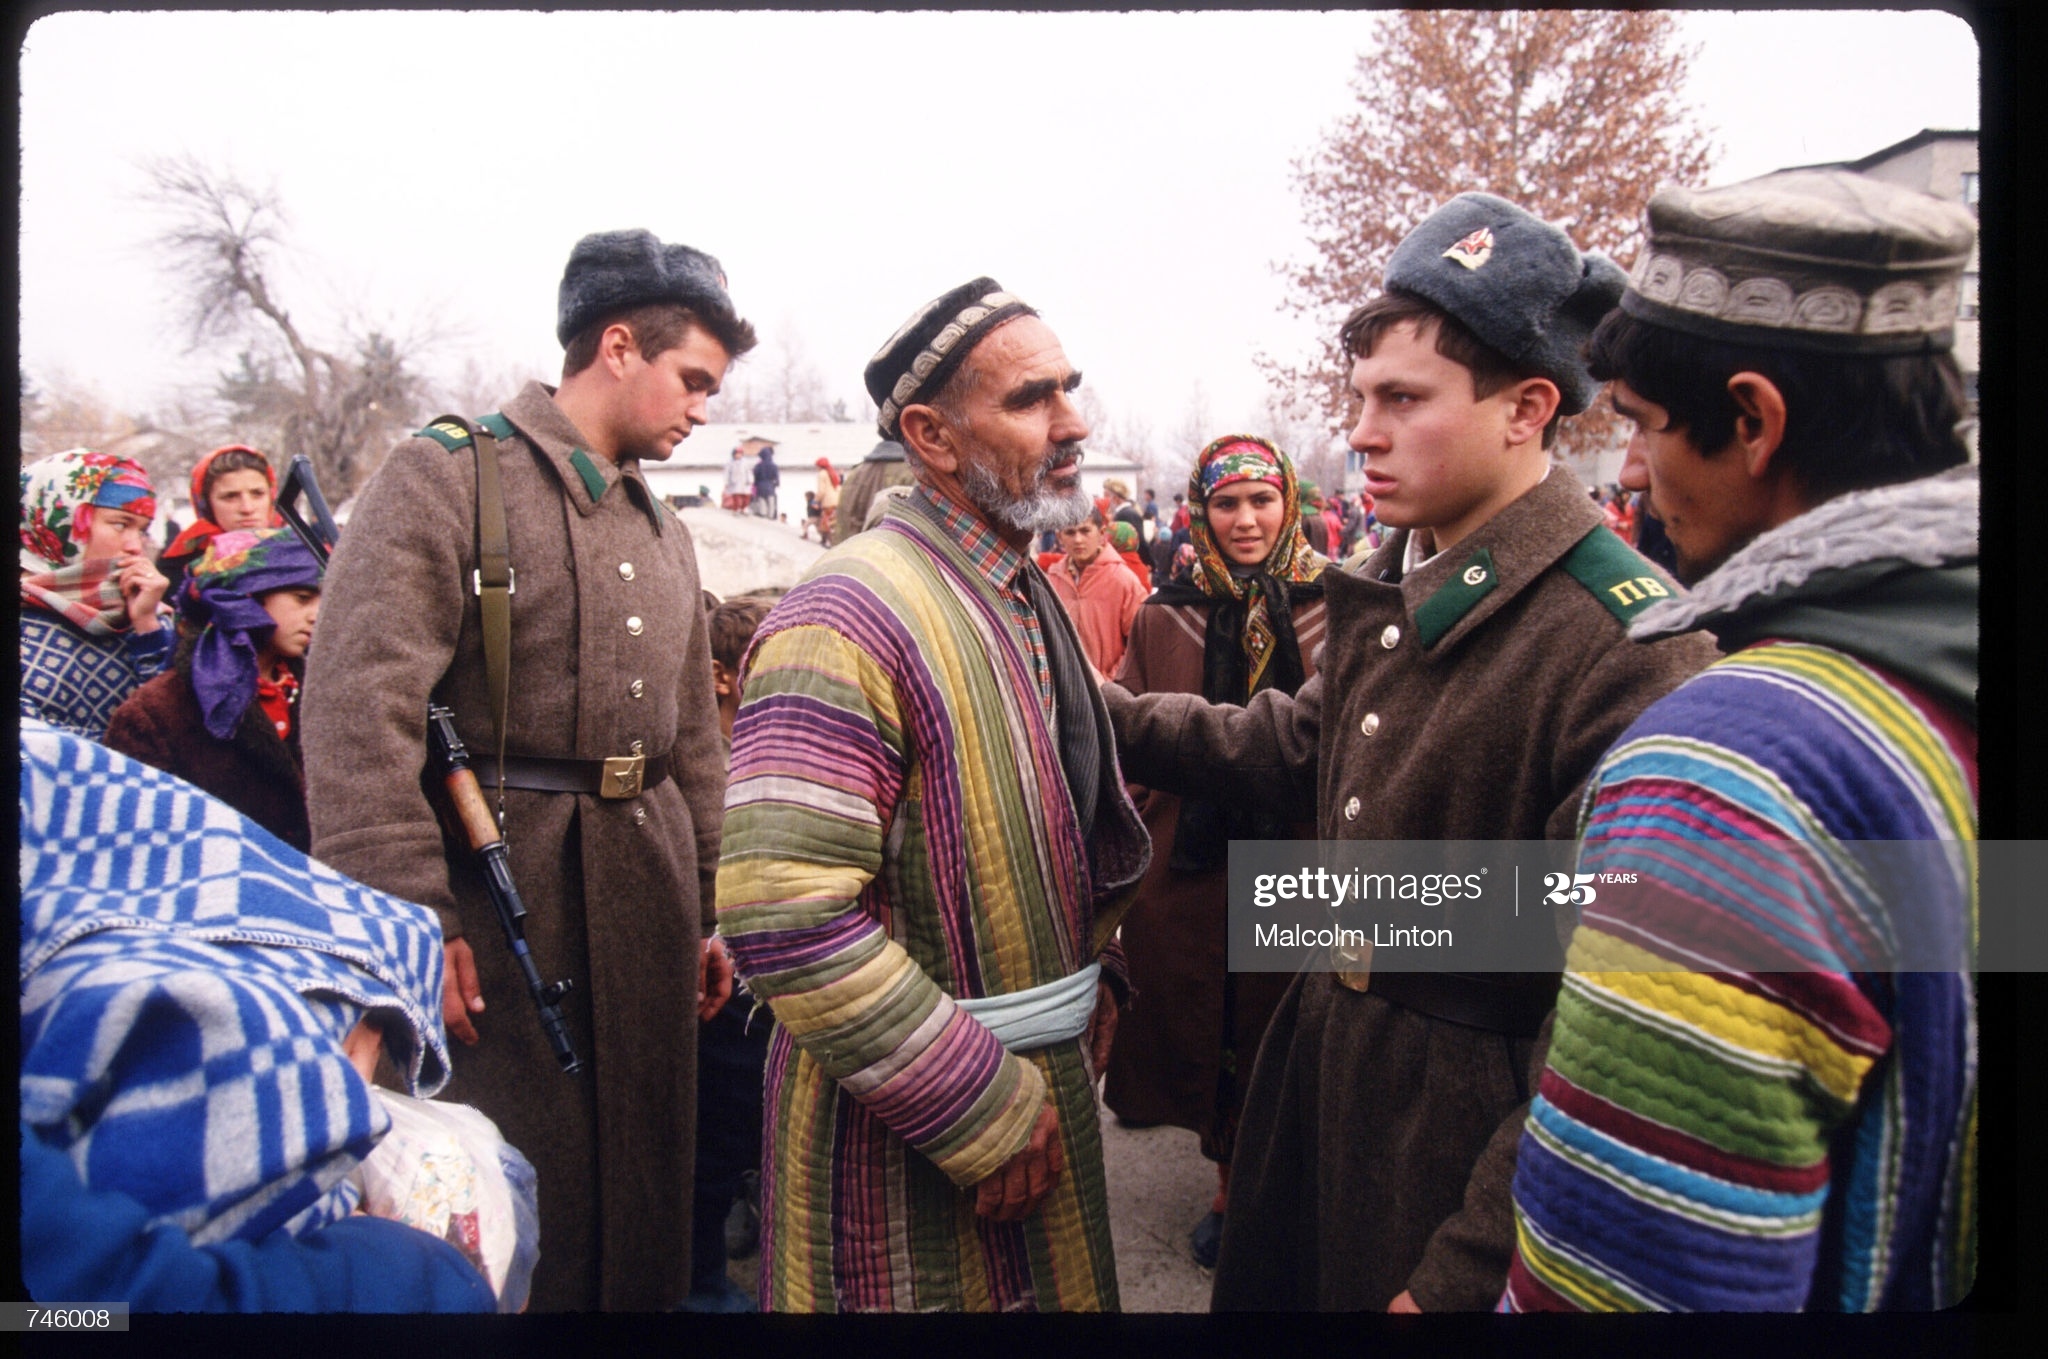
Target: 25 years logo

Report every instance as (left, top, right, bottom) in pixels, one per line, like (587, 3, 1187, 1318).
(1542, 872, 1598, 907)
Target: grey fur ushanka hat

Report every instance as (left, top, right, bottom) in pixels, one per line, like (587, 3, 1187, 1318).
(1383, 193, 1626, 415)
(556, 229, 736, 347)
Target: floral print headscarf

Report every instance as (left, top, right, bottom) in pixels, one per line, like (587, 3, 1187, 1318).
(19, 449, 159, 634)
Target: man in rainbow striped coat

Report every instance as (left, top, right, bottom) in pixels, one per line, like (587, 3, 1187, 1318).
(1502, 170, 1979, 1311)
(717, 279, 1150, 1311)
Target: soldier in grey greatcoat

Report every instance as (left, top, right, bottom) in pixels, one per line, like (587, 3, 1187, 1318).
(302, 230, 757, 1310)
(1104, 195, 1719, 1311)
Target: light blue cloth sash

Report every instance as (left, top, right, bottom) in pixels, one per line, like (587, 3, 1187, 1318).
(955, 961, 1101, 1052)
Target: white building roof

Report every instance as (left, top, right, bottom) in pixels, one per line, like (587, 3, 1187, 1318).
(639, 420, 1144, 505)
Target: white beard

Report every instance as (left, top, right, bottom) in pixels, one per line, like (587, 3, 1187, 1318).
(961, 449, 1090, 534)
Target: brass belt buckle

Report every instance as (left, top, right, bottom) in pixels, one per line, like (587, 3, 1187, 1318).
(1332, 940, 1374, 994)
(600, 754, 646, 799)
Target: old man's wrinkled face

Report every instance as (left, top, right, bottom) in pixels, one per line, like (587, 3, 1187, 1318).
(946, 316, 1093, 534)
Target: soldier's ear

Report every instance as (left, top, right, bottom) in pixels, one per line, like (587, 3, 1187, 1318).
(1502, 377, 1561, 448)
(898, 405, 961, 474)
(1725, 372, 1788, 478)
(599, 322, 641, 379)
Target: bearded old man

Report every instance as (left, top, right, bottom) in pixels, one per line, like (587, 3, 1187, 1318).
(716, 278, 1150, 1312)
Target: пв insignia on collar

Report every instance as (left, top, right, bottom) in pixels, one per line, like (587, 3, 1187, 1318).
(1443, 227, 1495, 271)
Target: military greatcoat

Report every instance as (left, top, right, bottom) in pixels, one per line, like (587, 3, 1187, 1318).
(303, 380, 727, 1311)
(1105, 465, 1719, 1310)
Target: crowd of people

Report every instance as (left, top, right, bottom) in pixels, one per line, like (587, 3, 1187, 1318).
(19, 165, 1981, 1316)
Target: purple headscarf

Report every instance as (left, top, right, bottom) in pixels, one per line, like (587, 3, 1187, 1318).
(178, 528, 324, 740)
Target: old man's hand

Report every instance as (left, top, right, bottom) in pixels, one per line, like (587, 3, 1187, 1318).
(974, 1101, 1064, 1223)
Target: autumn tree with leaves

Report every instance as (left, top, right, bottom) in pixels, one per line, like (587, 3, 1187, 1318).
(1264, 10, 1714, 471)
(143, 156, 433, 500)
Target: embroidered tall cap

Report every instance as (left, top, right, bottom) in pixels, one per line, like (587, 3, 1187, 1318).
(1383, 192, 1626, 415)
(556, 228, 736, 346)
(1619, 168, 1977, 355)
(864, 277, 1037, 440)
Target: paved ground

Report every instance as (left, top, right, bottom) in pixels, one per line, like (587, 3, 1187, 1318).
(725, 1095, 1219, 1311)
(1096, 1106, 1221, 1312)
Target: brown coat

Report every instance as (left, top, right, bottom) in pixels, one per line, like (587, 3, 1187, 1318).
(103, 644, 310, 851)
(1105, 466, 1719, 1310)
(1101, 596, 1324, 1152)
(301, 381, 727, 1311)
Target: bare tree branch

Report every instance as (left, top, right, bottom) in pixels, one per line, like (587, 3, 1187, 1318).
(135, 156, 439, 497)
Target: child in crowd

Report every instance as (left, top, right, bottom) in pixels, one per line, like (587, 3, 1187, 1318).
(681, 591, 776, 1312)
(105, 526, 323, 851)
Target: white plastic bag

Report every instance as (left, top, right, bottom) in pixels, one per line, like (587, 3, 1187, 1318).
(350, 1089, 539, 1312)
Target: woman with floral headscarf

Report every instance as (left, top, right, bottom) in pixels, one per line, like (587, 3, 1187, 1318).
(19, 448, 173, 738)
(1101, 435, 1328, 1269)
(105, 527, 323, 849)
(157, 443, 283, 599)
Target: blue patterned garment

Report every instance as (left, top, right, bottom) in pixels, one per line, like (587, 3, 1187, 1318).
(19, 720, 452, 1247)
(19, 610, 173, 739)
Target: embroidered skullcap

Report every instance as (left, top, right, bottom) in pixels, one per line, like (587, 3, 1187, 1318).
(556, 229, 738, 346)
(1384, 192, 1626, 415)
(1620, 169, 1976, 355)
(864, 277, 1037, 440)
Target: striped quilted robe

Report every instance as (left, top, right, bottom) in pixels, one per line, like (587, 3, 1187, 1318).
(717, 491, 1149, 1312)
(1503, 642, 1978, 1311)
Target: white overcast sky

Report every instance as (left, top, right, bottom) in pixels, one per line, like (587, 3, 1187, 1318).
(17, 8, 1981, 444)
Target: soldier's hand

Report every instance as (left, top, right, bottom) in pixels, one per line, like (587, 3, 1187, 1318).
(699, 936, 735, 1022)
(974, 1101, 1064, 1223)
(443, 938, 484, 1045)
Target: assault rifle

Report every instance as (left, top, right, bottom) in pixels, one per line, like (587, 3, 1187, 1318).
(274, 454, 341, 563)
(426, 702, 582, 1074)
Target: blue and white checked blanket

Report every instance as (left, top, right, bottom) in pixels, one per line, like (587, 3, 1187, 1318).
(19, 719, 452, 1246)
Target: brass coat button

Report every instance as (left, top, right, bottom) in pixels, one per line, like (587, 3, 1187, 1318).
(632, 806, 648, 826)
(619, 562, 636, 581)
(1344, 796, 1361, 821)
(1360, 712, 1380, 736)
(1380, 624, 1401, 649)
(629, 679, 645, 699)
(630, 739, 645, 755)
(626, 616, 644, 636)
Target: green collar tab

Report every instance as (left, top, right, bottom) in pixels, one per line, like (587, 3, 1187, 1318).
(1414, 546, 1498, 648)
(1561, 526, 1677, 626)
(478, 412, 514, 440)
(568, 448, 609, 502)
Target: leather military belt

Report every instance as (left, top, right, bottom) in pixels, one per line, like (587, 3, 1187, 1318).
(1331, 944, 1555, 1037)
(485, 752, 672, 800)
